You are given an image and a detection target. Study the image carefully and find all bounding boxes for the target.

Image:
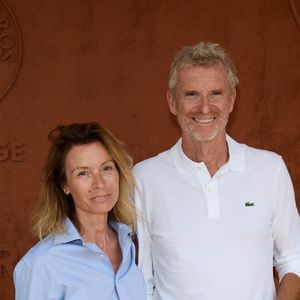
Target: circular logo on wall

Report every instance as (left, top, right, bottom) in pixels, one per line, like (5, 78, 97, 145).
(0, 0, 22, 101)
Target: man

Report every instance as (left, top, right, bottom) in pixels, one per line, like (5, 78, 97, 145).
(134, 42, 300, 300)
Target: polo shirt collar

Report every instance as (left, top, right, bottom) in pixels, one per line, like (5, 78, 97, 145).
(171, 135, 245, 175)
(226, 135, 245, 172)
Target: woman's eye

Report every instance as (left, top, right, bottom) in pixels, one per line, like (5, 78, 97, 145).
(103, 166, 112, 171)
(78, 171, 88, 176)
(103, 164, 115, 172)
(101, 163, 116, 174)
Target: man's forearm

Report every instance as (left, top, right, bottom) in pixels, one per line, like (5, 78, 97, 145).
(277, 273, 300, 300)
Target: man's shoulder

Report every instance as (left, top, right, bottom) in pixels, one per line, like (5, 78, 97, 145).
(231, 137, 283, 168)
(243, 142, 282, 161)
(134, 146, 174, 174)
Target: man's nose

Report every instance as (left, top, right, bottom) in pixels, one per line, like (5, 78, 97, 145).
(196, 96, 211, 114)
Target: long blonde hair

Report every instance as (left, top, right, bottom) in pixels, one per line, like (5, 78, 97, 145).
(32, 122, 136, 239)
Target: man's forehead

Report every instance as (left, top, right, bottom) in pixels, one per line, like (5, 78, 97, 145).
(177, 63, 228, 82)
(178, 61, 226, 73)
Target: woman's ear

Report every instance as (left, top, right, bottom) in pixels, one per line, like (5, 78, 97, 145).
(62, 184, 70, 195)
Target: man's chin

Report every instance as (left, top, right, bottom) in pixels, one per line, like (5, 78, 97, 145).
(190, 131, 219, 143)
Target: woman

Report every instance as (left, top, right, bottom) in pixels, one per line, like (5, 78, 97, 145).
(14, 122, 146, 299)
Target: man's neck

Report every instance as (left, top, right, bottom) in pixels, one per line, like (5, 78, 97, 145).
(181, 134, 229, 177)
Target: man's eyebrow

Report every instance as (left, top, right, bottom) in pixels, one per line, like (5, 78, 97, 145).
(183, 90, 199, 94)
(211, 89, 223, 93)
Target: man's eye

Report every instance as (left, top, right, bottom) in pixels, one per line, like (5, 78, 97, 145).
(211, 90, 222, 95)
(185, 91, 197, 96)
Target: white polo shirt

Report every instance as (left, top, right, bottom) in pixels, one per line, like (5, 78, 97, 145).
(134, 136, 300, 300)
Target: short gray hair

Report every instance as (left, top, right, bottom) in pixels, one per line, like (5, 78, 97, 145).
(168, 42, 239, 92)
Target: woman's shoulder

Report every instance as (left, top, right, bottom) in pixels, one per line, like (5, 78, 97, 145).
(15, 235, 55, 272)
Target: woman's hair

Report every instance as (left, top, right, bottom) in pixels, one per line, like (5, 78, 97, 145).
(168, 41, 239, 93)
(32, 122, 136, 239)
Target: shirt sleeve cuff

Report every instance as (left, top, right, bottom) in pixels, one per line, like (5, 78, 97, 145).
(276, 259, 300, 281)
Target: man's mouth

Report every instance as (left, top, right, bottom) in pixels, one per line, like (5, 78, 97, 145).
(192, 117, 216, 124)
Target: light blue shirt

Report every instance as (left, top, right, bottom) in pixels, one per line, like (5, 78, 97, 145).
(14, 218, 146, 300)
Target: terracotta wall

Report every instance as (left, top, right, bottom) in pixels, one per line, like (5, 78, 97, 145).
(1, 0, 300, 298)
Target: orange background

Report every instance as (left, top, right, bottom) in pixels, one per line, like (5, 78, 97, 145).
(1, 0, 300, 298)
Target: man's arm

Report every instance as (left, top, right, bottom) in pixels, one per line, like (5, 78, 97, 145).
(273, 158, 300, 297)
(134, 179, 155, 300)
(277, 273, 300, 300)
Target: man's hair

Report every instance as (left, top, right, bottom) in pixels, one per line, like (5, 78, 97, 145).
(32, 122, 136, 239)
(168, 41, 239, 92)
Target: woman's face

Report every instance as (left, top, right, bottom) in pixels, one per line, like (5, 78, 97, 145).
(63, 142, 119, 219)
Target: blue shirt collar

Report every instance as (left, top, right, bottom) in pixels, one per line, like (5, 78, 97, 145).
(171, 134, 245, 175)
(53, 217, 82, 245)
(53, 217, 132, 245)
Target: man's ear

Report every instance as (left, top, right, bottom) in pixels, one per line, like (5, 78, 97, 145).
(229, 89, 236, 113)
(167, 90, 177, 116)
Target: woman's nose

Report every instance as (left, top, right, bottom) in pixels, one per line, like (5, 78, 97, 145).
(92, 174, 105, 189)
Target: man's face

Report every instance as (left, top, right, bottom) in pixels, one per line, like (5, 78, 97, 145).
(167, 63, 236, 144)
